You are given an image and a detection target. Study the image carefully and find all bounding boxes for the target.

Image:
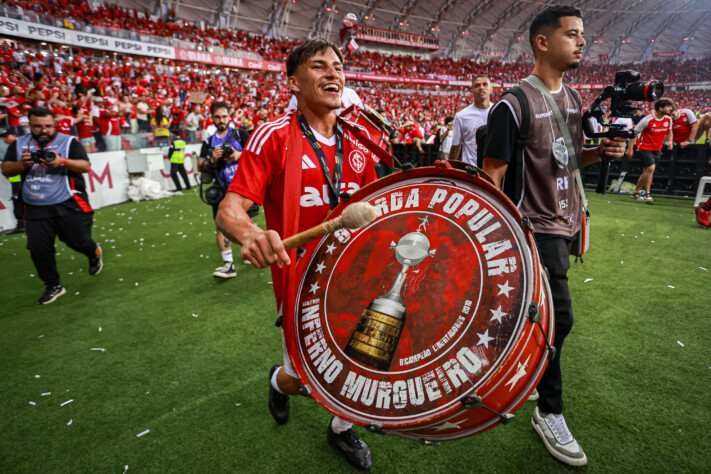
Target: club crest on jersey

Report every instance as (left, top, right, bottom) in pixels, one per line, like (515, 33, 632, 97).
(349, 150, 366, 173)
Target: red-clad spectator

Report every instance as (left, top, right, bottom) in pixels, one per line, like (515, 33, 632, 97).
(96, 99, 122, 151)
(54, 107, 73, 135)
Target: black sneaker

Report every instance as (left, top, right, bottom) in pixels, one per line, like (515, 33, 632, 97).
(89, 246, 103, 275)
(268, 365, 289, 424)
(327, 418, 372, 471)
(38, 285, 66, 305)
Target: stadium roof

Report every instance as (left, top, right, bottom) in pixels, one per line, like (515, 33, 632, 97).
(112, 0, 711, 63)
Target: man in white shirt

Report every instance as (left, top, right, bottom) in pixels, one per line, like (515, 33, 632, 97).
(450, 75, 492, 166)
(184, 104, 203, 144)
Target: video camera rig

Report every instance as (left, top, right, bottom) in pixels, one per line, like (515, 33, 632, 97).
(582, 70, 664, 194)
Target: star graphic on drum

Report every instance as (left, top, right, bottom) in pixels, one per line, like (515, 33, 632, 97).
(434, 418, 465, 431)
(309, 282, 320, 294)
(326, 243, 337, 254)
(489, 305, 508, 324)
(476, 329, 494, 348)
(497, 281, 514, 298)
(504, 355, 530, 391)
(315, 261, 326, 273)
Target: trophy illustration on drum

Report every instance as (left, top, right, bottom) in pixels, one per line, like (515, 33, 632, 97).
(344, 217, 436, 371)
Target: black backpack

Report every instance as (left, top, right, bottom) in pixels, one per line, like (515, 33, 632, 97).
(477, 84, 581, 206)
(477, 86, 530, 206)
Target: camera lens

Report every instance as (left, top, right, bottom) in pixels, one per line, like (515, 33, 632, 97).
(624, 80, 664, 102)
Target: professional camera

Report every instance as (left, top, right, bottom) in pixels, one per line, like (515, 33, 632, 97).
(582, 70, 663, 194)
(222, 145, 235, 159)
(30, 137, 55, 164)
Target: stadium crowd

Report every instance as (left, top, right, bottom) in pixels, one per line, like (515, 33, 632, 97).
(0, 34, 709, 149)
(5, 0, 711, 82)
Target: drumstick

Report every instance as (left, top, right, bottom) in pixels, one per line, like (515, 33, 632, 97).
(283, 202, 378, 251)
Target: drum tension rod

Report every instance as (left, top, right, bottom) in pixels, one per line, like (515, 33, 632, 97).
(297, 384, 312, 398)
(365, 424, 385, 435)
(464, 166, 479, 177)
(521, 215, 535, 233)
(460, 396, 515, 424)
(528, 302, 557, 361)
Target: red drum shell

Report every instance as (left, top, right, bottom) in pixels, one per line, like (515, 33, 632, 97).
(285, 166, 554, 442)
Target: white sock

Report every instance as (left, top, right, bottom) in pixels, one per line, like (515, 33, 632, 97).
(270, 366, 284, 394)
(330, 416, 353, 434)
(221, 249, 233, 264)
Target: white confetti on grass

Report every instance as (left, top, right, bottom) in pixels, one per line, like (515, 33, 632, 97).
(34, 375, 40, 378)
(60, 399, 74, 407)
(136, 429, 150, 438)
(67, 419, 73, 426)
(90, 348, 106, 352)
(677, 341, 685, 347)
(584, 278, 593, 283)
(701, 267, 708, 271)
(29, 401, 36, 406)
(41, 392, 51, 396)
(192, 314, 199, 318)
(122, 466, 129, 474)
(668, 285, 675, 289)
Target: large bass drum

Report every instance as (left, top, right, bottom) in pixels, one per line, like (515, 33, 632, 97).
(284, 165, 554, 442)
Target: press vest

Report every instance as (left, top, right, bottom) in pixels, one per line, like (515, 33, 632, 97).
(17, 133, 76, 206)
(8, 174, 20, 183)
(209, 130, 242, 185)
(170, 139, 186, 164)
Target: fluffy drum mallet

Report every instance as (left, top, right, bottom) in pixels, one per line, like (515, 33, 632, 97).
(283, 202, 378, 251)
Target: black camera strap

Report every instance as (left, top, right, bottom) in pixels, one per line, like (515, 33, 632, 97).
(297, 112, 343, 210)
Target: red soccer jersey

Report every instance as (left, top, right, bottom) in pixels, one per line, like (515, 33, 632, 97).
(672, 109, 698, 143)
(56, 111, 72, 135)
(635, 113, 672, 151)
(75, 106, 94, 139)
(228, 111, 377, 307)
(98, 108, 121, 136)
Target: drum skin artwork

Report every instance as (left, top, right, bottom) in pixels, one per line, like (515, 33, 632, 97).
(284, 165, 555, 443)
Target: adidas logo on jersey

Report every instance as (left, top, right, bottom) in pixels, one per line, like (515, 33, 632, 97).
(302, 155, 317, 169)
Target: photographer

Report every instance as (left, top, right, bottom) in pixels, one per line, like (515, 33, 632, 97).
(482, 6, 627, 466)
(198, 101, 252, 279)
(1, 107, 102, 305)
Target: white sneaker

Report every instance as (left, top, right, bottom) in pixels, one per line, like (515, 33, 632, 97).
(213, 262, 236, 279)
(532, 407, 587, 466)
(527, 389, 539, 401)
(643, 194, 654, 202)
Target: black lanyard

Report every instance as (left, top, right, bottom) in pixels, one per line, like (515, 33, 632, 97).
(298, 112, 343, 210)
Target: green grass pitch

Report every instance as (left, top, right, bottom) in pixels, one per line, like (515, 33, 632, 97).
(1, 189, 709, 473)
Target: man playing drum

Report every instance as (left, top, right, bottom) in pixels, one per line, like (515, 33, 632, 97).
(482, 5, 627, 466)
(216, 39, 377, 470)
